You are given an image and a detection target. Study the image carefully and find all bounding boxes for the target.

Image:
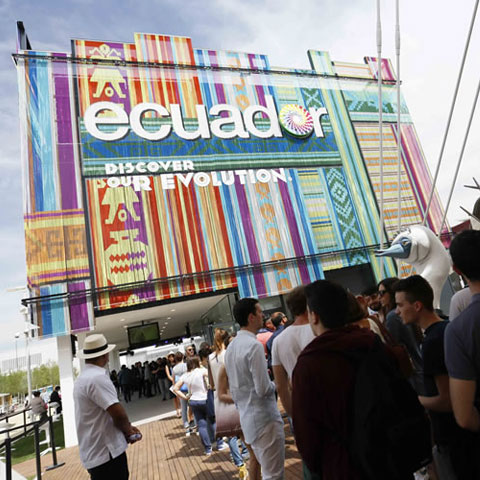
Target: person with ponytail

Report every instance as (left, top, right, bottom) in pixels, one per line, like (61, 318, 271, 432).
(208, 329, 249, 478)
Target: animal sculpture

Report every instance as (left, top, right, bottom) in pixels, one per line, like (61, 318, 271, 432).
(375, 225, 451, 309)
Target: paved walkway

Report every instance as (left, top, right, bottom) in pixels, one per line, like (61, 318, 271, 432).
(14, 414, 303, 479)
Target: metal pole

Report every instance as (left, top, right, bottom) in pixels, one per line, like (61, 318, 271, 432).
(15, 338, 18, 371)
(45, 414, 65, 471)
(5, 437, 12, 480)
(21, 307, 33, 406)
(25, 331, 32, 405)
(396, 0, 402, 232)
(34, 422, 42, 479)
(49, 415, 57, 464)
(377, 0, 384, 278)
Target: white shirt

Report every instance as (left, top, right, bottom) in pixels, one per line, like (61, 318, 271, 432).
(224, 330, 281, 444)
(73, 364, 127, 469)
(208, 350, 226, 395)
(271, 323, 315, 380)
(181, 367, 208, 401)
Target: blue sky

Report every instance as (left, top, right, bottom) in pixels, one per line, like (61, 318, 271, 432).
(1, 0, 480, 356)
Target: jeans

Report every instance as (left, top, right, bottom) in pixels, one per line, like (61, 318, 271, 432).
(227, 436, 248, 467)
(159, 377, 169, 399)
(189, 400, 216, 452)
(180, 397, 189, 428)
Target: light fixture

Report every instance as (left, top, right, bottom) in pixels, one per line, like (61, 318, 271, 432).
(120, 318, 125, 322)
(164, 322, 168, 325)
(170, 309, 175, 312)
(167, 317, 172, 320)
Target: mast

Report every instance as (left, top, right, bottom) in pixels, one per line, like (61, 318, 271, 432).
(377, 0, 385, 278)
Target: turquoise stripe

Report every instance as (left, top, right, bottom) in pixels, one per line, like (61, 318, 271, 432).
(36, 57, 56, 211)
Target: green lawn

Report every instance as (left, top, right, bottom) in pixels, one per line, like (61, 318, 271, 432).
(4, 418, 65, 465)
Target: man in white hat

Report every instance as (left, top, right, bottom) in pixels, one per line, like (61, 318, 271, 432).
(74, 334, 141, 479)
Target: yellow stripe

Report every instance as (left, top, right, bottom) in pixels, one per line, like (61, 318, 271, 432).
(26, 216, 85, 229)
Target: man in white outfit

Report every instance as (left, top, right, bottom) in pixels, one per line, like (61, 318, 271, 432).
(225, 298, 285, 480)
(272, 286, 315, 417)
(74, 334, 141, 479)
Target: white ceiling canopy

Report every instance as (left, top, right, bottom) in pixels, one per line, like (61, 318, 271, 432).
(93, 294, 228, 351)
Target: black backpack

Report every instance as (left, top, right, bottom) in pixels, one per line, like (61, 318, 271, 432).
(342, 335, 432, 479)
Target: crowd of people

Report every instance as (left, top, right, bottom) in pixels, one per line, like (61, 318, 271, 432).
(73, 229, 480, 479)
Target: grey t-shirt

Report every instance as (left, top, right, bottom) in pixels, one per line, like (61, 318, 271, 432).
(449, 288, 473, 321)
(172, 362, 187, 381)
(445, 294, 480, 382)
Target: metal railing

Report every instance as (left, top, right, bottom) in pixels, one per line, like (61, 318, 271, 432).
(0, 405, 65, 480)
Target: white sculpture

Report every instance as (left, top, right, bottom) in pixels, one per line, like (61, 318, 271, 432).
(376, 225, 451, 309)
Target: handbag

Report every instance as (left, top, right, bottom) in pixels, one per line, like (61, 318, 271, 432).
(206, 388, 215, 418)
(214, 398, 242, 438)
(369, 315, 415, 378)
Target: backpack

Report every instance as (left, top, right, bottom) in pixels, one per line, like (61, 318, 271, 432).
(342, 335, 432, 479)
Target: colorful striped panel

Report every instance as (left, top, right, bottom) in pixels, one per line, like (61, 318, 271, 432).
(194, 49, 272, 112)
(333, 61, 374, 79)
(297, 168, 338, 252)
(194, 49, 270, 70)
(86, 176, 238, 309)
(31, 280, 94, 336)
(18, 53, 92, 335)
(365, 57, 397, 81)
(307, 50, 396, 280)
(24, 210, 89, 286)
(353, 122, 423, 239)
(86, 168, 324, 308)
(342, 82, 408, 116)
(134, 34, 202, 117)
(72, 40, 135, 116)
(399, 124, 447, 234)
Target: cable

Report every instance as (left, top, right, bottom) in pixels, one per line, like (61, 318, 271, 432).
(421, 0, 479, 230)
(438, 75, 480, 236)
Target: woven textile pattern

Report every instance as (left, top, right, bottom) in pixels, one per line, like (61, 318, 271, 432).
(16, 34, 446, 333)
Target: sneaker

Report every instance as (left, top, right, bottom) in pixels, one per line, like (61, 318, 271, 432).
(205, 449, 212, 457)
(238, 464, 248, 479)
(217, 442, 228, 451)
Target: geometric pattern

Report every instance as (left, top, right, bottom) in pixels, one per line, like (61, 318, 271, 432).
(325, 167, 368, 265)
(80, 128, 342, 177)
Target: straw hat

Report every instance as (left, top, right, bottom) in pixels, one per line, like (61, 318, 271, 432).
(78, 334, 116, 359)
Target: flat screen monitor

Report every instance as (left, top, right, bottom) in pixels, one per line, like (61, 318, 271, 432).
(127, 323, 160, 349)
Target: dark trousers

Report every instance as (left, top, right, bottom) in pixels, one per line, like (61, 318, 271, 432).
(121, 385, 131, 403)
(88, 452, 129, 480)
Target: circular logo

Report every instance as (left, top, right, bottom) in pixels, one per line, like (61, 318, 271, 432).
(278, 104, 314, 138)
